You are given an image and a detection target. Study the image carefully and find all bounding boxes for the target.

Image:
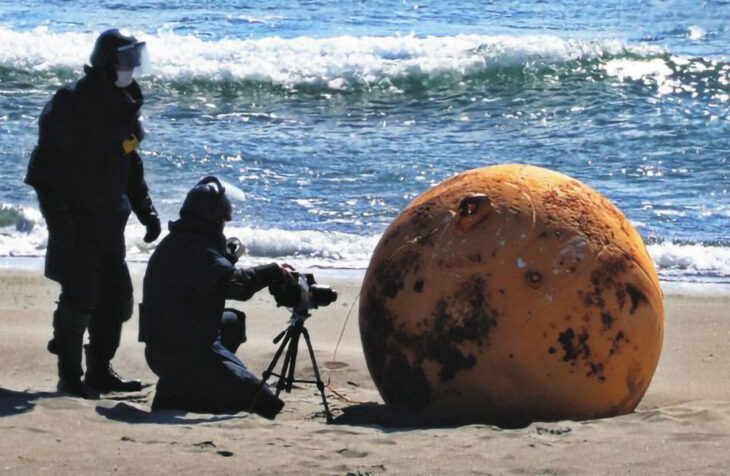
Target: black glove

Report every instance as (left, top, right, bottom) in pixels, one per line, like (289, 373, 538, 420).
(254, 263, 290, 285)
(143, 214, 161, 243)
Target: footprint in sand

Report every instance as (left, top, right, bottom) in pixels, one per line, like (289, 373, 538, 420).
(324, 361, 349, 370)
(370, 438, 397, 445)
(536, 426, 572, 436)
(39, 397, 89, 410)
(313, 428, 362, 436)
(192, 439, 234, 457)
(193, 441, 217, 449)
(336, 448, 369, 458)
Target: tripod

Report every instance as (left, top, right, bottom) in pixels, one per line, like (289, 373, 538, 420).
(254, 312, 333, 423)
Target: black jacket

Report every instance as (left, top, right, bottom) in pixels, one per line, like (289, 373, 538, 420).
(26, 66, 156, 278)
(140, 218, 282, 353)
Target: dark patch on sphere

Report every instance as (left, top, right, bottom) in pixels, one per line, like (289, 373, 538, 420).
(409, 277, 499, 383)
(376, 251, 421, 300)
(624, 283, 647, 314)
(557, 328, 591, 362)
(381, 350, 433, 408)
(601, 312, 613, 329)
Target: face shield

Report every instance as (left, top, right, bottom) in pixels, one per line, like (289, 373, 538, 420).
(117, 41, 150, 75)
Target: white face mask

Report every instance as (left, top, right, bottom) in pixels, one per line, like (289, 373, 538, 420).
(114, 69, 134, 88)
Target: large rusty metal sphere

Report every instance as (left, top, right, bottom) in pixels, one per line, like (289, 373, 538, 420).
(359, 164, 664, 426)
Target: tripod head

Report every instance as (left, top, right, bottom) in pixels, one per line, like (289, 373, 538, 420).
(269, 272, 337, 319)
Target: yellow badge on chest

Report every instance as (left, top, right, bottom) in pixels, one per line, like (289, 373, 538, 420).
(122, 134, 140, 154)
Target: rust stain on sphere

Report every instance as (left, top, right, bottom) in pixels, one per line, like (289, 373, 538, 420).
(359, 164, 664, 426)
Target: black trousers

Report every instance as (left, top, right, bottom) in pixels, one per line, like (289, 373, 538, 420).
(55, 233, 133, 365)
(145, 311, 283, 418)
(40, 189, 133, 378)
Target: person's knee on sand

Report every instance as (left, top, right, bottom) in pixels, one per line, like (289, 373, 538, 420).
(220, 309, 246, 353)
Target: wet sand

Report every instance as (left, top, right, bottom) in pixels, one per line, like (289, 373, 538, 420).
(1, 268, 728, 475)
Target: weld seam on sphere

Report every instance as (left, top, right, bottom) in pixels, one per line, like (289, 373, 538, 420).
(359, 164, 664, 427)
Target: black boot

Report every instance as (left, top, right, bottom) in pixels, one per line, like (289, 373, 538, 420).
(57, 377, 100, 399)
(84, 345, 143, 393)
(50, 305, 99, 399)
(85, 293, 142, 393)
(247, 386, 285, 420)
(255, 394, 285, 420)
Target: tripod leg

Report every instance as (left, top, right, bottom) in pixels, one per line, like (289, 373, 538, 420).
(275, 329, 298, 396)
(249, 327, 293, 413)
(301, 327, 333, 423)
(284, 329, 301, 393)
(261, 327, 293, 382)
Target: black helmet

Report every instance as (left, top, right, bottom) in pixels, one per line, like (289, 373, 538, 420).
(180, 176, 233, 223)
(90, 28, 146, 69)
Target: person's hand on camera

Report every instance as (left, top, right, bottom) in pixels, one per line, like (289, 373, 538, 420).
(259, 263, 296, 285)
(143, 214, 162, 243)
(279, 263, 296, 284)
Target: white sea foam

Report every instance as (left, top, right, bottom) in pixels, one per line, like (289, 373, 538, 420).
(0, 204, 379, 269)
(0, 26, 663, 88)
(687, 25, 707, 41)
(218, 225, 380, 268)
(603, 57, 683, 95)
(647, 242, 730, 281)
(2, 203, 728, 286)
(603, 58, 674, 82)
(109, 221, 381, 269)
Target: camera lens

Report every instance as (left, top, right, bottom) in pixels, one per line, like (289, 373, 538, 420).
(309, 285, 337, 308)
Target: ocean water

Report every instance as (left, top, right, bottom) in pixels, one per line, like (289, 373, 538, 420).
(0, 0, 728, 285)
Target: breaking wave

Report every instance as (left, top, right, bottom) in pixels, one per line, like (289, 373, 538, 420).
(0, 204, 379, 269)
(1, 203, 729, 282)
(2, 25, 728, 99)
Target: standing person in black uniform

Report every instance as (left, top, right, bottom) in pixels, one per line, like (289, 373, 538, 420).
(25, 29, 162, 398)
(140, 177, 289, 419)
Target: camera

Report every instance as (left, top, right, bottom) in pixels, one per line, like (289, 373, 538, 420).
(268, 272, 337, 314)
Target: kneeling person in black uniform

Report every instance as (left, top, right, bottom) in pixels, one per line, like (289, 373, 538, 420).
(140, 177, 290, 419)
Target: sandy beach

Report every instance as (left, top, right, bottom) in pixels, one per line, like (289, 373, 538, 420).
(1, 267, 728, 475)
